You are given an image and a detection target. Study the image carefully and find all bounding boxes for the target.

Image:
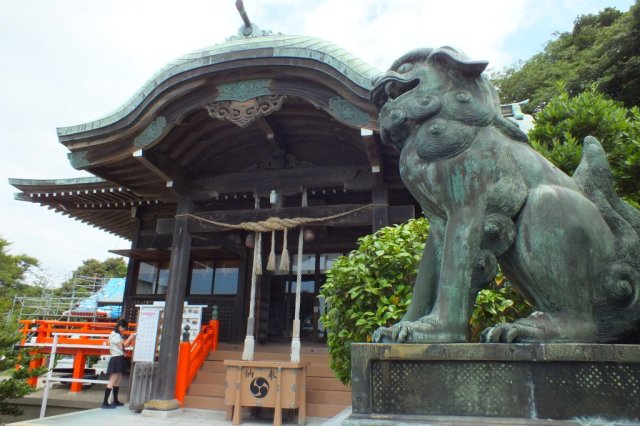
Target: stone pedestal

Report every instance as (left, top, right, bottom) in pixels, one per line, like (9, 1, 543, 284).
(349, 343, 640, 423)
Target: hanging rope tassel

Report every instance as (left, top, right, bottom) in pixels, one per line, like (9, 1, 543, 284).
(279, 228, 290, 272)
(266, 230, 276, 272)
(290, 226, 304, 363)
(242, 231, 262, 361)
(253, 232, 262, 275)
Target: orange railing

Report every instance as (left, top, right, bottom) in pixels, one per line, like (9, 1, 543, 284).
(18, 318, 219, 400)
(19, 319, 136, 346)
(175, 319, 219, 404)
(18, 320, 136, 392)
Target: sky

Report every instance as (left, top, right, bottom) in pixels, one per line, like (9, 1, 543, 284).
(0, 0, 636, 284)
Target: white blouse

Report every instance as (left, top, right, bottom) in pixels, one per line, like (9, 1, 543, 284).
(109, 331, 124, 356)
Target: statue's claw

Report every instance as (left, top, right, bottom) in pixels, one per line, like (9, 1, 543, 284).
(373, 317, 464, 343)
(482, 323, 542, 343)
(372, 326, 392, 343)
(393, 323, 412, 342)
(481, 312, 598, 343)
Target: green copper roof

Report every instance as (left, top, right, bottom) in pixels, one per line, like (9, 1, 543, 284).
(9, 176, 106, 188)
(57, 34, 381, 138)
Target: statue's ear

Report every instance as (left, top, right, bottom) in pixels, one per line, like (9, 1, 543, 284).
(428, 46, 488, 76)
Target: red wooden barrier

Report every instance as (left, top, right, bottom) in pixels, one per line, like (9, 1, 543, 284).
(175, 319, 219, 405)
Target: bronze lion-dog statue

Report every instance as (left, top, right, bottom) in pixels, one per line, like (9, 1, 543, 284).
(371, 47, 640, 343)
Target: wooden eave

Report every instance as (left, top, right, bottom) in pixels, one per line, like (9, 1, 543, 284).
(8, 177, 163, 240)
(50, 33, 394, 203)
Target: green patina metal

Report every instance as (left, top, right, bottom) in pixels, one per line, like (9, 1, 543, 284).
(328, 96, 370, 126)
(215, 79, 271, 102)
(371, 46, 640, 345)
(8, 176, 106, 187)
(57, 34, 381, 139)
(133, 117, 167, 149)
(68, 150, 90, 169)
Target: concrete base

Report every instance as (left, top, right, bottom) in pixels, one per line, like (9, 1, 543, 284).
(343, 413, 592, 425)
(141, 407, 184, 418)
(350, 343, 640, 423)
(143, 398, 181, 412)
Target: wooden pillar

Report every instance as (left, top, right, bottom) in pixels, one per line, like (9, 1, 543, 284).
(122, 210, 141, 319)
(70, 350, 86, 393)
(372, 177, 389, 232)
(152, 196, 193, 403)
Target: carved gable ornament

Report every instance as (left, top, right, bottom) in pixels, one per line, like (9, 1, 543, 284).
(204, 95, 286, 128)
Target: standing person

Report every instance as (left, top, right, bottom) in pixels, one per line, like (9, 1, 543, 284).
(102, 318, 136, 409)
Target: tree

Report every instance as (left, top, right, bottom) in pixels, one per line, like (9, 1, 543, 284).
(0, 239, 44, 416)
(70, 257, 127, 279)
(0, 238, 38, 291)
(0, 237, 40, 317)
(528, 85, 640, 205)
(493, 1, 640, 112)
(57, 257, 127, 296)
(0, 324, 46, 416)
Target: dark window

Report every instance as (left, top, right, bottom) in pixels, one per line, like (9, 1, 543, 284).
(188, 259, 240, 296)
(134, 260, 170, 295)
(135, 261, 158, 294)
(190, 260, 214, 295)
(213, 260, 239, 295)
(287, 279, 315, 294)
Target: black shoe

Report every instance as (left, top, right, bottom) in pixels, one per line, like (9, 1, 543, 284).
(101, 403, 116, 409)
(113, 401, 124, 406)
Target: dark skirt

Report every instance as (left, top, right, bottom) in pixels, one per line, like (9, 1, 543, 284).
(106, 355, 126, 375)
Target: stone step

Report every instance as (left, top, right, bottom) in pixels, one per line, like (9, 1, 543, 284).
(185, 345, 349, 418)
(199, 360, 227, 373)
(192, 371, 225, 384)
(307, 402, 348, 418)
(187, 382, 225, 397)
(307, 377, 350, 391)
(207, 351, 331, 365)
(183, 395, 226, 410)
(307, 389, 351, 405)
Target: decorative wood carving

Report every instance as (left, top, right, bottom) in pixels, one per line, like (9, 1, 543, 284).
(328, 96, 370, 126)
(204, 95, 286, 128)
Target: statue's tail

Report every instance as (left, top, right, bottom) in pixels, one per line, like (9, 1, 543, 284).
(573, 136, 640, 342)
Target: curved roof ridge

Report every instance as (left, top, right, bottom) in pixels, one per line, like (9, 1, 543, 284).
(57, 34, 381, 138)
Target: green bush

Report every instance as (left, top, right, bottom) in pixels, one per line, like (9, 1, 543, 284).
(320, 218, 428, 384)
(469, 272, 532, 342)
(320, 219, 531, 384)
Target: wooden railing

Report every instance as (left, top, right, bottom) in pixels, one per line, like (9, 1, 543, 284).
(19, 319, 136, 346)
(175, 319, 219, 405)
(18, 318, 219, 400)
(18, 319, 135, 392)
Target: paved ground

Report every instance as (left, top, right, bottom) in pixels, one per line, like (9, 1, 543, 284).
(4, 377, 348, 426)
(7, 407, 339, 426)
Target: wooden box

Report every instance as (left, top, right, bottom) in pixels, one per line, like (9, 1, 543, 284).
(224, 360, 307, 425)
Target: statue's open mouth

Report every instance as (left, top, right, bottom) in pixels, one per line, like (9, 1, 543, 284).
(371, 75, 420, 110)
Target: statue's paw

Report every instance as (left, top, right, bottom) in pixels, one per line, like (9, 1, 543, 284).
(481, 312, 598, 343)
(481, 322, 542, 343)
(372, 326, 393, 343)
(372, 323, 415, 343)
(392, 322, 414, 343)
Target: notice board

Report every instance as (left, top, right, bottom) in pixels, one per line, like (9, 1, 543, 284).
(133, 306, 162, 362)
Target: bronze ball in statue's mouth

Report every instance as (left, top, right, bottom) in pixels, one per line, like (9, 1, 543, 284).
(371, 75, 420, 111)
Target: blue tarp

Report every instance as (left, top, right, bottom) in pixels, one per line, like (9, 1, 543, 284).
(66, 278, 124, 318)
